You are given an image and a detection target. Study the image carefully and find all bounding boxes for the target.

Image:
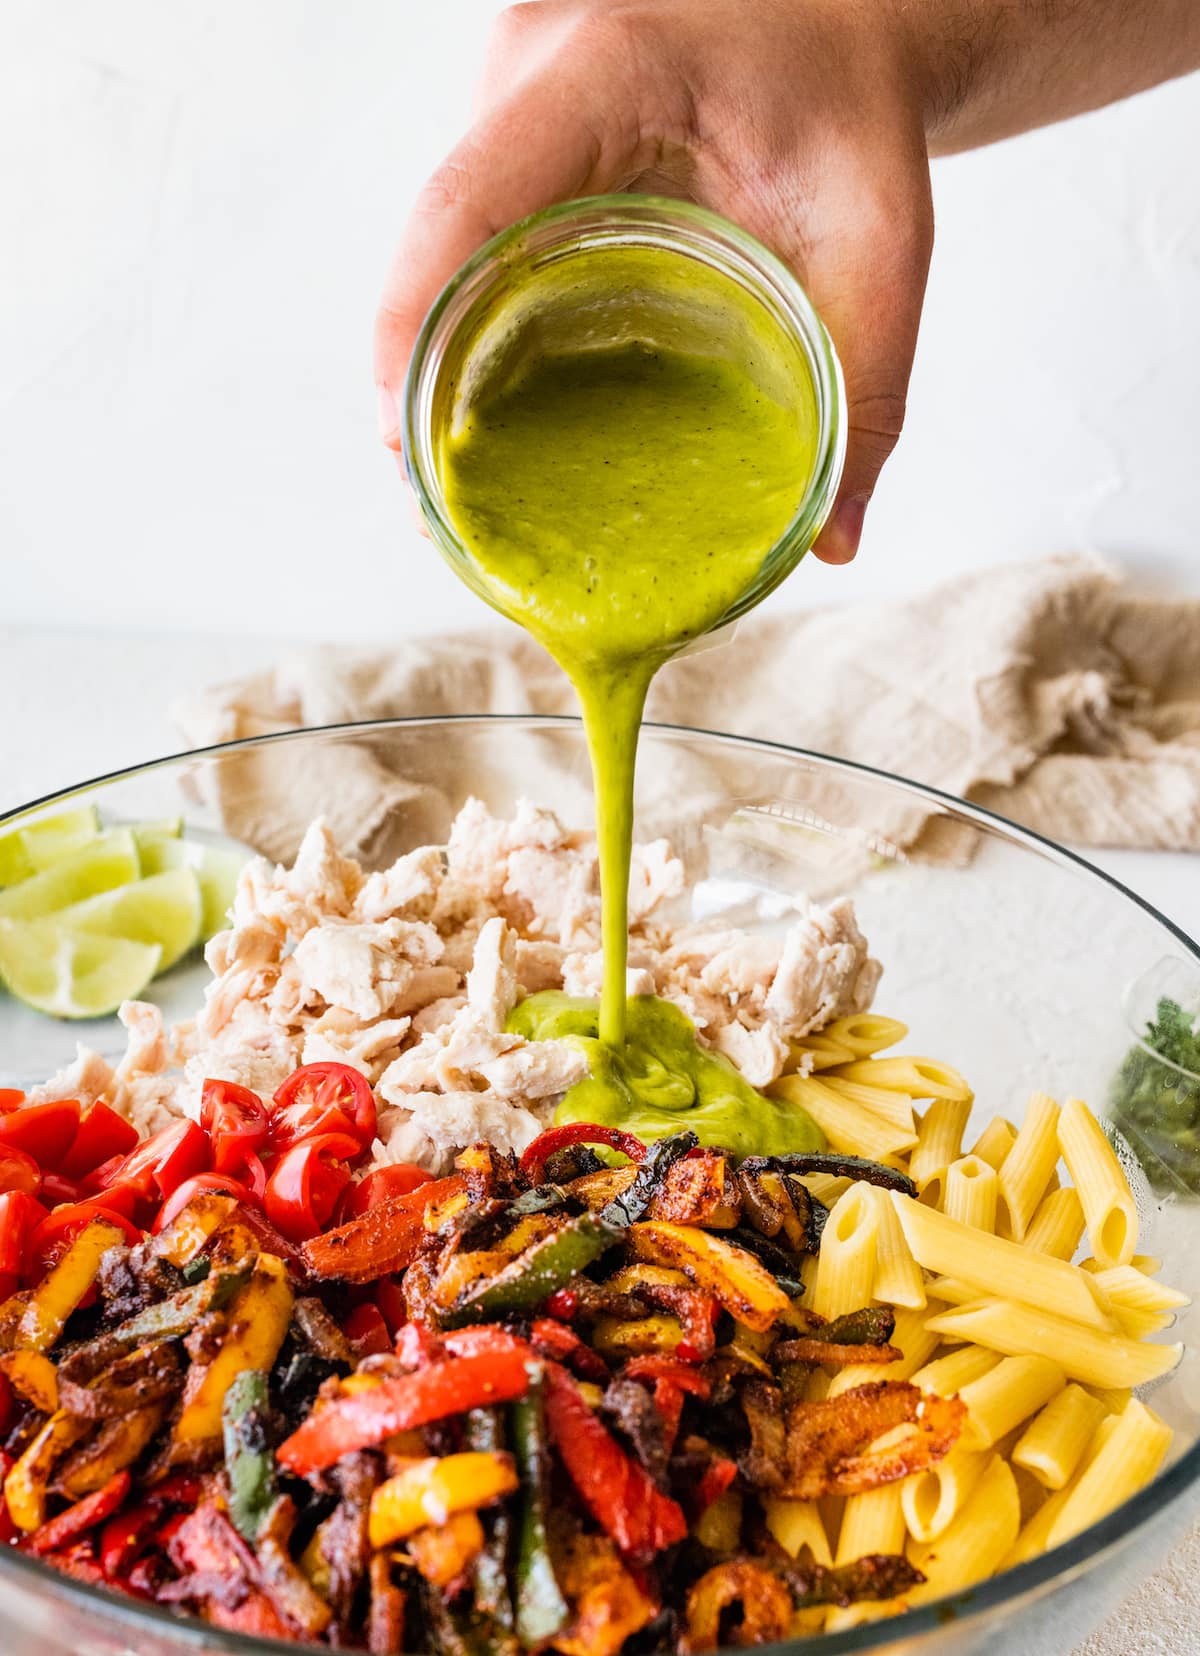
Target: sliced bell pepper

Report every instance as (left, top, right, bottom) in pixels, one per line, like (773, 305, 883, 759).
(26, 1470, 131, 1556)
(301, 1175, 466, 1282)
(441, 1212, 623, 1328)
(173, 1255, 293, 1446)
(542, 1363, 687, 1564)
(99, 1500, 159, 1579)
(277, 1348, 534, 1475)
(520, 1123, 646, 1184)
(20, 1215, 127, 1352)
(512, 1369, 570, 1647)
(344, 1302, 392, 1358)
(222, 1369, 277, 1542)
(628, 1221, 789, 1332)
(367, 1451, 518, 1547)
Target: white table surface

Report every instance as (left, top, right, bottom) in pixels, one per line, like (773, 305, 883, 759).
(2, 621, 1199, 1653)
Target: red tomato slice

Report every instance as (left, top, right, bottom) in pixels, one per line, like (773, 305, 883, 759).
(0, 1144, 42, 1200)
(340, 1162, 432, 1222)
(0, 1191, 50, 1278)
(271, 1063, 376, 1159)
(30, 1201, 143, 1274)
(0, 1090, 26, 1113)
(0, 1099, 81, 1171)
(263, 1134, 354, 1244)
(101, 1119, 210, 1206)
(153, 1172, 261, 1234)
(39, 1172, 85, 1207)
(58, 1101, 139, 1182)
(200, 1079, 270, 1178)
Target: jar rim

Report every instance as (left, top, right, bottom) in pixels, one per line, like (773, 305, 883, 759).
(402, 192, 847, 626)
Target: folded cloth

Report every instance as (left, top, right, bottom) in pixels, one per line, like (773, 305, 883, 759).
(173, 553, 1200, 860)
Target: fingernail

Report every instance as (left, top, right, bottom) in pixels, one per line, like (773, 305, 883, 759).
(376, 383, 402, 446)
(818, 495, 868, 563)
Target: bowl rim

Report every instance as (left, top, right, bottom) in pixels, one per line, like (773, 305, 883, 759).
(1, 710, 1197, 1656)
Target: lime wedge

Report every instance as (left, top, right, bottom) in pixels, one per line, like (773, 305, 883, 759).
(61, 868, 203, 973)
(0, 806, 101, 887)
(0, 920, 161, 1019)
(0, 830, 140, 921)
(135, 835, 246, 939)
(131, 817, 184, 852)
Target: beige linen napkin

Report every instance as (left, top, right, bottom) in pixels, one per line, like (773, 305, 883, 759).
(174, 552, 1200, 858)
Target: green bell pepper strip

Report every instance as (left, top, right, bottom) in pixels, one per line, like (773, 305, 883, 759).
(222, 1369, 277, 1541)
(511, 1370, 570, 1649)
(466, 1407, 516, 1633)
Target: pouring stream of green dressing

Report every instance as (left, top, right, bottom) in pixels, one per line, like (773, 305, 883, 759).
(411, 207, 842, 1153)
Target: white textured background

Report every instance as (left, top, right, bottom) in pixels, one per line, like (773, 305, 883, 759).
(2, 0, 1199, 638)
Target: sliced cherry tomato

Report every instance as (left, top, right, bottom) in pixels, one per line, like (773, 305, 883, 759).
(200, 1079, 270, 1179)
(153, 1172, 261, 1234)
(39, 1172, 85, 1207)
(340, 1162, 432, 1221)
(263, 1134, 354, 1244)
(0, 1099, 81, 1171)
(0, 1090, 26, 1112)
(271, 1063, 376, 1159)
(0, 1144, 42, 1199)
(344, 1302, 391, 1358)
(58, 1101, 139, 1181)
(30, 1201, 143, 1274)
(100, 1119, 210, 1209)
(0, 1190, 50, 1277)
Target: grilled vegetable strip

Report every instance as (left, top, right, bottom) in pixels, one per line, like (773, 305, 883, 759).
(20, 1218, 126, 1352)
(511, 1372, 570, 1648)
(278, 1349, 534, 1475)
(173, 1254, 293, 1447)
(4, 1410, 88, 1531)
(167, 1503, 290, 1638)
(367, 1552, 407, 1656)
(301, 1177, 466, 1282)
(628, 1222, 789, 1331)
(442, 1213, 623, 1326)
(780, 1381, 966, 1498)
(739, 1152, 917, 1197)
(684, 1561, 793, 1653)
(466, 1408, 516, 1631)
(520, 1124, 646, 1183)
(26, 1470, 131, 1556)
(256, 1497, 334, 1638)
(222, 1369, 277, 1541)
(368, 1452, 519, 1547)
(597, 1132, 699, 1227)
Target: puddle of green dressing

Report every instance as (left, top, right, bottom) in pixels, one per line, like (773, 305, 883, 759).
(507, 992, 824, 1157)
(436, 239, 825, 1153)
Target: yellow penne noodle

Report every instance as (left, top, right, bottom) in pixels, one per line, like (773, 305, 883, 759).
(1003, 1416, 1121, 1567)
(1022, 1185, 1086, 1261)
(901, 1445, 990, 1543)
(809, 1184, 878, 1320)
(1111, 1307, 1175, 1340)
(821, 1012, 909, 1057)
(799, 1173, 853, 1209)
(957, 1354, 1065, 1450)
(1012, 1384, 1108, 1489)
(819, 1076, 915, 1135)
(943, 1155, 999, 1232)
(827, 1304, 942, 1397)
(832, 1056, 972, 1102)
(905, 1456, 1020, 1605)
(1012, 1463, 1049, 1524)
(805, 1367, 834, 1402)
(836, 1482, 906, 1564)
(909, 1097, 975, 1204)
(970, 1116, 1017, 1172)
(1045, 1401, 1172, 1549)
(1057, 1098, 1138, 1269)
(924, 1300, 1182, 1390)
(867, 1184, 926, 1309)
(786, 1034, 857, 1073)
(1081, 1265, 1188, 1317)
(767, 1076, 918, 1161)
(763, 1498, 832, 1566)
(890, 1194, 1113, 1331)
(997, 1092, 1060, 1241)
(1086, 1384, 1133, 1415)
(925, 1277, 984, 1307)
(911, 1345, 1001, 1397)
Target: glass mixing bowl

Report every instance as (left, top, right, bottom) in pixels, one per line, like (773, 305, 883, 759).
(0, 716, 1197, 1656)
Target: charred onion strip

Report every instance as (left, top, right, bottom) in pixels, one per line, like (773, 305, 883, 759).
(780, 1381, 966, 1499)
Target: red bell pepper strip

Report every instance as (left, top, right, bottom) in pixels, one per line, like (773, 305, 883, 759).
(26, 1471, 132, 1556)
(519, 1123, 646, 1184)
(622, 1356, 712, 1397)
(344, 1302, 392, 1358)
(530, 1317, 610, 1380)
(300, 1175, 465, 1282)
(542, 1363, 687, 1564)
(99, 1501, 159, 1579)
(43, 1539, 109, 1587)
(441, 1325, 530, 1361)
(277, 1349, 533, 1475)
(396, 1321, 446, 1368)
(57, 1101, 138, 1182)
(696, 1457, 739, 1512)
(168, 1504, 291, 1638)
(0, 1099, 81, 1170)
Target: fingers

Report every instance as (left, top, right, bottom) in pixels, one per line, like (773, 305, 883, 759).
(375, 18, 656, 449)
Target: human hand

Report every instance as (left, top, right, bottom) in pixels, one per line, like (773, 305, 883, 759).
(374, 0, 934, 564)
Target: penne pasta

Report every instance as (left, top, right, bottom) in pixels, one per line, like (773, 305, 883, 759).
(1086, 1385, 1133, 1415)
(798, 1172, 852, 1207)
(1012, 1384, 1108, 1490)
(1003, 1416, 1121, 1568)
(767, 1076, 918, 1162)
(786, 1034, 857, 1073)
(809, 1184, 879, 1320)
(908, 1097, 975, 1205)
(867, 1184, 926, 1309)
(1045, 1401, 1172, 1549)
(943, 1155, 999, 1232)
(819, 1075, 915, 1135)
(1078, 1264, 1188, 1315)
(905, 1456, 1020, 1604)
(911, 1345, 1001, 1397)
(925, 1300, 1183, 1391)
(763, 1497, 832, 1565)
(957, 1355, 1065, 1450)
(997, 1091, 1060, 1241)
(925, 1276, 985, 1307)
(827, 1304, 942, 1397)
(1058, 1098, 1138, 1269)
(890, 1194, 1113, 1331)
(831, 1057, 973, 1101)
(836, 1482, 906, 1564)
(1022, 1186, 1086, 1261)
(901, 1445, 990, 1543)
(821, 1013, 909, 1057)
(970, 1116, 1017, 1173)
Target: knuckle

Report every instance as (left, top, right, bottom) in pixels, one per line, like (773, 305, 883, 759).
(413, 159, 477, 220)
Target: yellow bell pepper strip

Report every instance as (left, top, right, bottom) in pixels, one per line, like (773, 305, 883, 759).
(58, 1403, 167, 1498)
(172, 1254, 292, 1447)
(542, 1362, 687, 1565)
(19, 1217, 126, 1353)
(407, 1511, 487, 1587)
(511, 1369, 570, 1648)
(4, 1410, 89, 1531)
(0, 1349, 59, 1412)
(277, 1346, 535, 1476)
(151, 1190, 239, 1268)
(301, 1176, 466, 1283)
(628, 1222, 790, 1332)
(368, 1452, 519, 1547)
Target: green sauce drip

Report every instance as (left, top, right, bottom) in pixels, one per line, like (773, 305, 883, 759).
(507, 992, 824, 1157)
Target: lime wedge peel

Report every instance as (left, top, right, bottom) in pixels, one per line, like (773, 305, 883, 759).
(0, 921, 161, 1020)
(0, 831, 141, 922)
(0, 806, 101, 887)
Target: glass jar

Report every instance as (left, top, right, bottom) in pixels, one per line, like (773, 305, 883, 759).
(403, 194, 846, 635)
